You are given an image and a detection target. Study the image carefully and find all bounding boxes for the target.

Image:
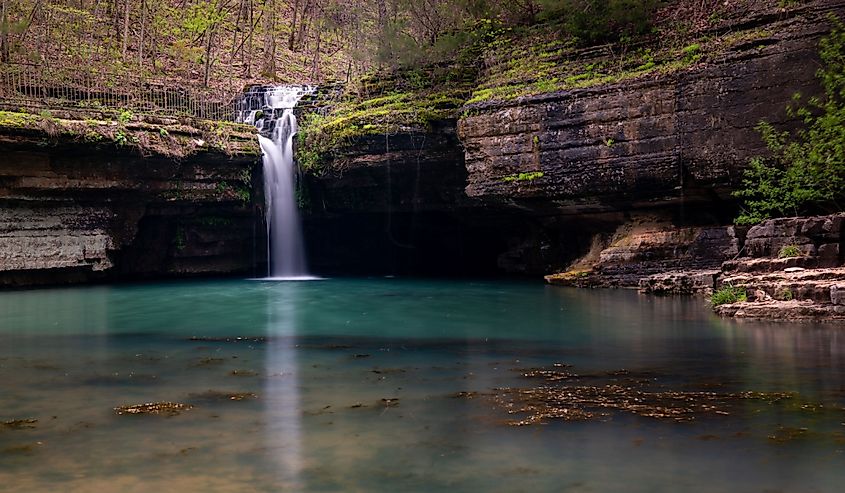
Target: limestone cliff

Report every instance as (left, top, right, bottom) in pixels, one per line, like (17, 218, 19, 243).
(457, 4, 834, 212)
(299, 1, 843, 277)
(0, 113, 263, 286)
(2, 2, 843, 284)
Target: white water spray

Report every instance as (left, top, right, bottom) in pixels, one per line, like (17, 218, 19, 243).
(239, 86, 315, 280)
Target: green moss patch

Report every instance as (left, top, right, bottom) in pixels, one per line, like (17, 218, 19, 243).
(502, 171, 545, 183)
(465, 25, 775, 105)
(297, 66, 475, 173)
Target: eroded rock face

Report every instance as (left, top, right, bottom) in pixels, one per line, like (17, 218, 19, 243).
(546, 215, 740, 288)
(457, 7, 832, 212)
(299, 5, 842, 277)
(301, 122, 555, 276)
(715, 299, 845, 320)
(303, 121, 470, 215)
(743, 213, 844, 263)
(0, 141, 263, 287)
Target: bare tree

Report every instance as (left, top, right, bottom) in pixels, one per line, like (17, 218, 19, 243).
(122, 0, 130, 60)
(263, 0, 277, 78)
(1, 0, 10, 63)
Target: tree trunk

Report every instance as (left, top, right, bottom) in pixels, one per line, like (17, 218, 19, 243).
(138, 0, 146, 68)
(204, 28, 214, 87)
(1, 0, 10, 63)
(122, 0, 130, 60)
(311, 27, 321, 80)
(288, 0, 300, 50)
(246, 0, 255, 77)
(295, 0, 312, 52)
(263, 0, 276, 78)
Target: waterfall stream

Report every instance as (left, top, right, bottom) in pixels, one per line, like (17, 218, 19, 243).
(238, 86, 315, 279)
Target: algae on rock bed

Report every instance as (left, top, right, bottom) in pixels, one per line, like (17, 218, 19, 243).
(114, 402, 194, 416)
(468, 364, 837, 428)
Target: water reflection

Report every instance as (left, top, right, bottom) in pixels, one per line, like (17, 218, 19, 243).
(0, 280, 843, 492)
(721, 320, 845, 398)
(262, 282, 303, 489)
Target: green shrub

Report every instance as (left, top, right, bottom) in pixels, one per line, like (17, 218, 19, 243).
(711, 285, 748, 307)
(777, 244, 803, 258)
(735, 15, 845, 224)
(117, 109, 134, 125)
(775, 287, 794, 301)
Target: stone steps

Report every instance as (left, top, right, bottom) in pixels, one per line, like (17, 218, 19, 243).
(715, 300, 845, 319)
(721, 256, 819, 273)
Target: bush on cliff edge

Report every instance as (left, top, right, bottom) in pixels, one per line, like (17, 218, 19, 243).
(735, 14, 845, 225)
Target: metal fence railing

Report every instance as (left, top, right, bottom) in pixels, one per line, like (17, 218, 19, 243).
(0, 63, 241, 122)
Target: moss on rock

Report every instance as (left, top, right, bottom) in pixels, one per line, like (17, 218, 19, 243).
(0, 109, 259, 159)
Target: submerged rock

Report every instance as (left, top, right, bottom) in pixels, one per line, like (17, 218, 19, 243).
(2, 443, 41, 455)
(371, 368, 407, 375)
(230, 369, 259, 377)
(189, 337, 267, 343)
(187, 390, 258, 402)
(380, 398, 400, 408)
(450, 391, 482, 399)
(485, 364, 797, 426)
(1, 419, 38, 430)
(495, 385, 792, 426)
(114, 402, 194, 416)
(191, 357, 226, 367)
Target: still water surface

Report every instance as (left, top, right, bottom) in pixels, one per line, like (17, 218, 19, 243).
(1, 279, 843, 492)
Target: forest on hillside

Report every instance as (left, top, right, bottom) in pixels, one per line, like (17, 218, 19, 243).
(0, 0, 776, 94)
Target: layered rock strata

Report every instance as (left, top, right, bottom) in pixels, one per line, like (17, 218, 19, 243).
(457, 3, 838, 212)
(0, 118, 263, 287)
(545, 215, 741, 288)
(302, 2, 842, 277)
(614, 214, 845, 320)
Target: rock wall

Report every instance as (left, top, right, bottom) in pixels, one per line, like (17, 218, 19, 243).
(742, 214, 843, 264)
(300, 122, 546, 276)
(299, 2, 844, 277)
(714, 214, 845, 320)
(303, 120, 470, 215)
(457, 3, 839, 213)
(4, 3, 842, 284)
(0, 133, 264, 287)
(545, 214, 740, 288)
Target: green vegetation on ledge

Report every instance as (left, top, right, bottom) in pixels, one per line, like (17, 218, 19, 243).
(778, 245, 803, 258)
(0, 108, 259, 159)
(295, 1, 800, 175)
(465, 25, 772, 105)
(297, 63, 477, 173)
(711, 286, 748, 307)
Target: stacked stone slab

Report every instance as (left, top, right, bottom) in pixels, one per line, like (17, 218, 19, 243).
(713, 214, 845, 319)
(741, 214, 843, 267)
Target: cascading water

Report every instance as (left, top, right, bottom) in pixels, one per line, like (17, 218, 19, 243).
(238, 86, 315, 280)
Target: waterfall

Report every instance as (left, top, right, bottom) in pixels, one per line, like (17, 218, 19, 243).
(238, 85, 315, 280)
